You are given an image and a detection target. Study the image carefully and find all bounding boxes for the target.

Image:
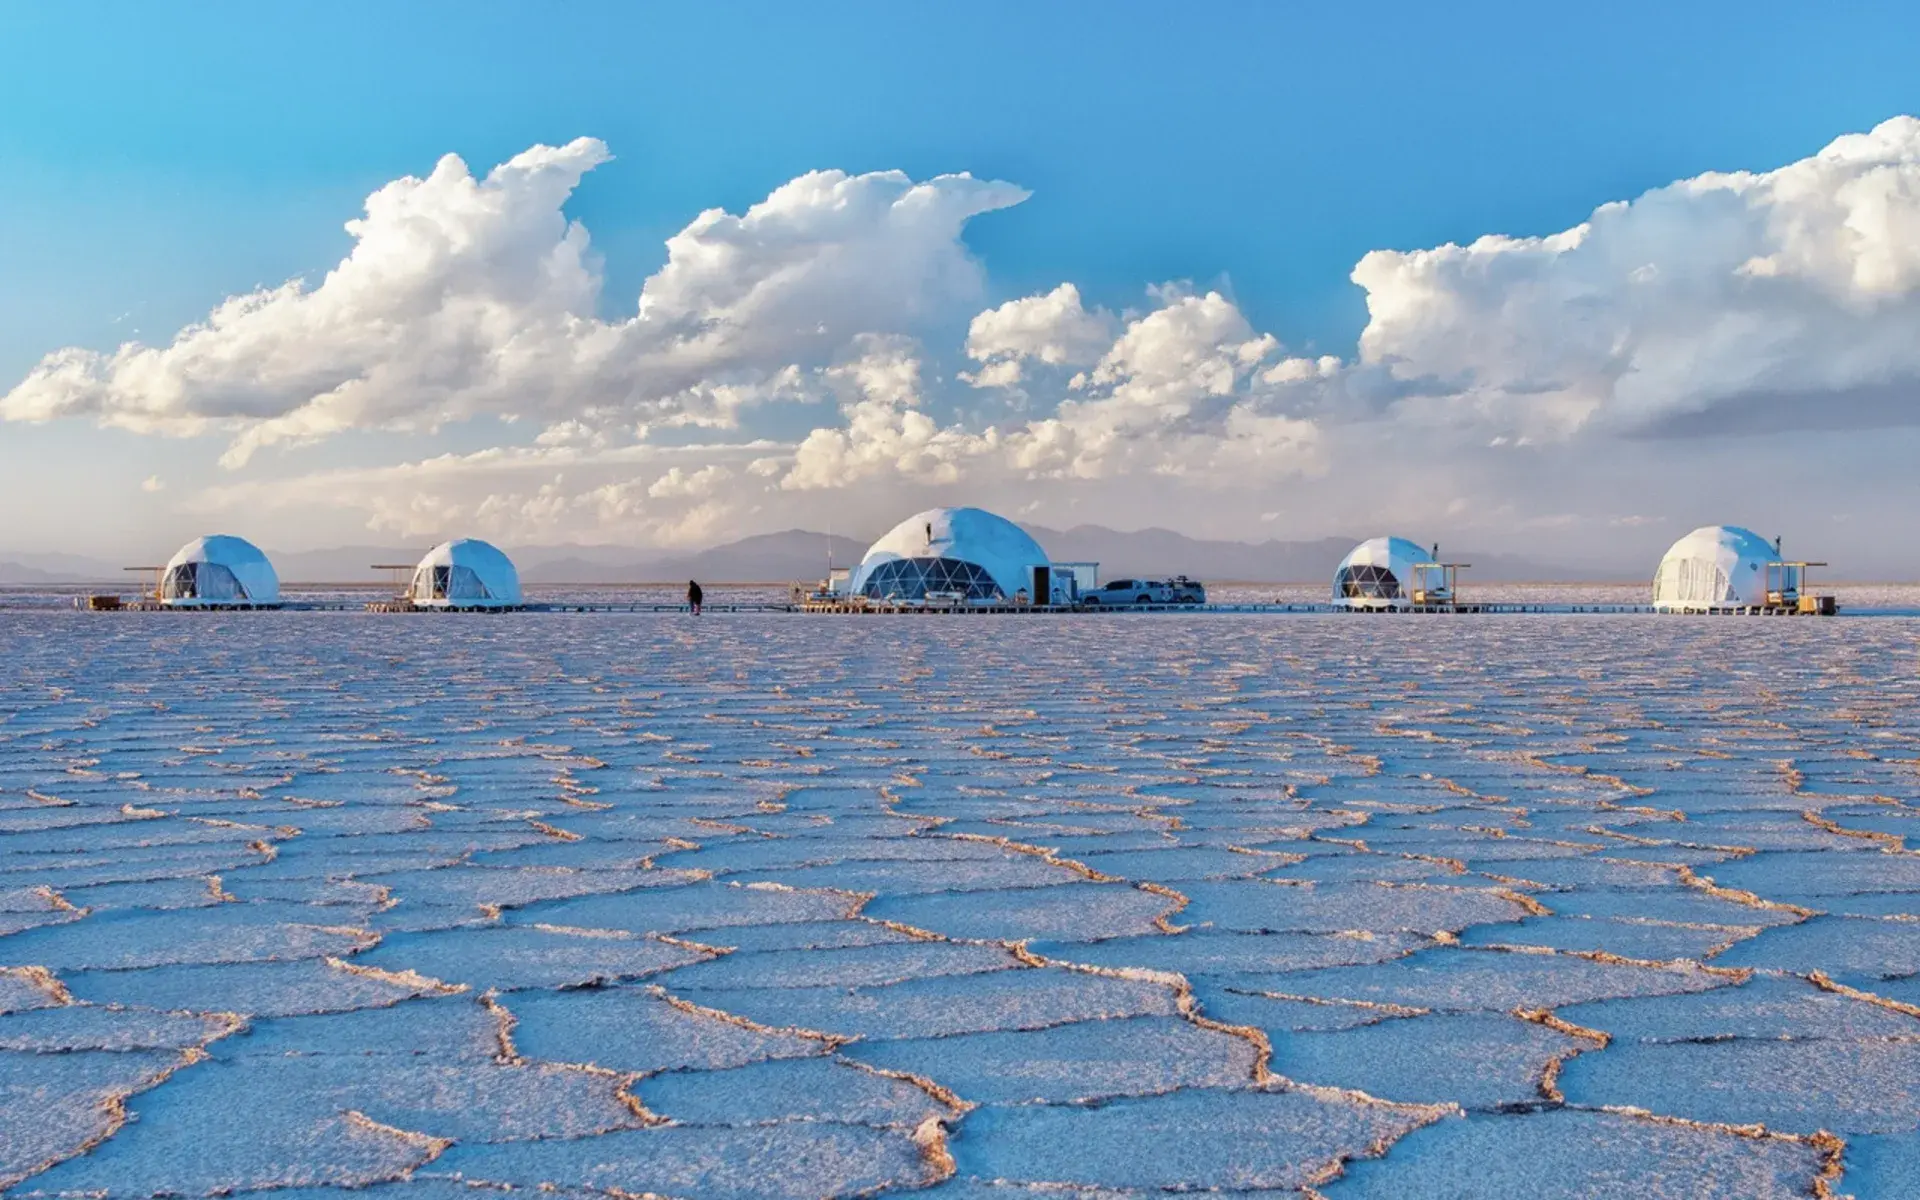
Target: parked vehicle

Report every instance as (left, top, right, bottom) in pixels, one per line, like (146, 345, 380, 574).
(1080, 577, 1207, 606)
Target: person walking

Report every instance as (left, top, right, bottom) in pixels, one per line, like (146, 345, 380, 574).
(687, 579, 704, 615)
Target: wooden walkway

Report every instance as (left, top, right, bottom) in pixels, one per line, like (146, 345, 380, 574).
(42, 599, 1840, 617)
(787, 600, 1831, 617)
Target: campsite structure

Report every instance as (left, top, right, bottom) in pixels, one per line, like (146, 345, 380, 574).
(818, 506, 1092, 609)
(1330, 536, 1471, 611)
(1651, 525, 1834, 614)
(370, 539, 525, 611)
(69, 514, 1846, 617)
(114, 535, 283, 610)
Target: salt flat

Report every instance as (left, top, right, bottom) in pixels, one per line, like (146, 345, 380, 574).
(1, 612, 1917, 1198)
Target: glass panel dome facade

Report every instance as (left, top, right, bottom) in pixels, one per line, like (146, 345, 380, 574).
(856, 556, 1003, 601)
(412, 564, 496, 603)
(1336, 564, 1402, 601)
(157, 534, 279, 607)
(404, 538, 523, 608)
(847, 508, 1051, 604)
(161, 561, 250, 602)
(1331, 535, 1430, 608)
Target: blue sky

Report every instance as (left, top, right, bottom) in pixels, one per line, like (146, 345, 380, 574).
(5, 3, 1920, 564)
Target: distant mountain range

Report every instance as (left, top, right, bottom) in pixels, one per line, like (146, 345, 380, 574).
(1019, 526, 1619, 585)
(0, 526, 1631, 586)
(0, 552, 128, 586)
(0, 561, 80, 585)
(514, 530, 870, 585)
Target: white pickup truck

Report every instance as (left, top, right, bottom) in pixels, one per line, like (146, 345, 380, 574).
(1078, 576, 1207, 606)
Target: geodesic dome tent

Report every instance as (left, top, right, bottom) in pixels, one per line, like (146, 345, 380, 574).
(407, 539, 523, 609)
(159, 535, 281, 608)
(848, 507, 1059, 604)
(1651, 525, 1779, 611)
(1332, 536, 1431, 609)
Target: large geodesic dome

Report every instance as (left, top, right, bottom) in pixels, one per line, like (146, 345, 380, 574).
(848, 507, 1056, 603)
(159, 535, 281, 608)
(407, 539, 523, 609)
(1332, 536, 1431, 609)
(1652, 525, 1779, 610)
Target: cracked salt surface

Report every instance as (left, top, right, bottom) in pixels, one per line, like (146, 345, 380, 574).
(3, 613, 1920, 1198)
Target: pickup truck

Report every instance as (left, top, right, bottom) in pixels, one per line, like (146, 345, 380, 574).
(1078, 577, 1207, 606)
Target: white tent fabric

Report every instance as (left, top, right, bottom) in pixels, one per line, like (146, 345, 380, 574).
(1332, 536, 1432, 609)
(408, 539, 523, 609)
(848, 507, 1057, 603)
(1652, 525, 1779, 610)
(159, 535, 281, 608)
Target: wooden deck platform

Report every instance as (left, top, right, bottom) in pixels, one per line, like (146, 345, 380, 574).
(44, 598, 1841, 617)
(791, 600, 1835, 617)
(362, 602, 529, 613)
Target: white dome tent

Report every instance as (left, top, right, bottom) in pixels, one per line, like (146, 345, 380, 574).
(1332, 536, 1436, 609)
(406, 539, 524, 610)
(158, 535, 281, 608)
(1652, 526, 1784, 611)
(848, 507, 1062, 605)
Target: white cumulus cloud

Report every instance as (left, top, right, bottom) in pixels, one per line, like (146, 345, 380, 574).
(786, 289, 1323, 489)
(784, 336, 999, 490)
(1352, 115, 1920, 438)
(1006, 289, 1318, 481)
(963, 283, 1119, 384)
(188, 440, 778, 545)
(17, 117, 1920, 562)
(1, 142, 1028, 466)
(647, 463, 733, 500)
